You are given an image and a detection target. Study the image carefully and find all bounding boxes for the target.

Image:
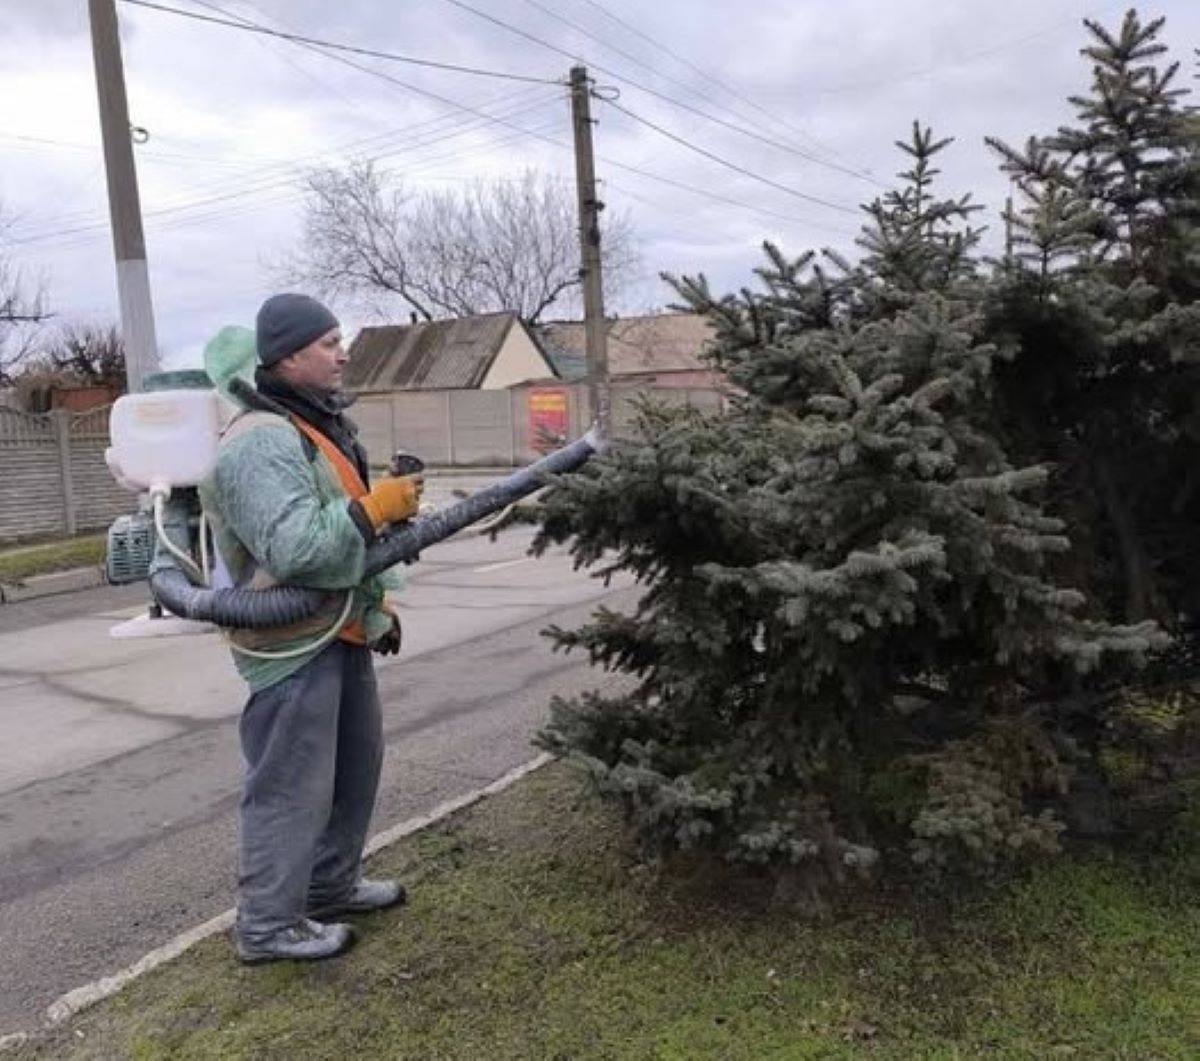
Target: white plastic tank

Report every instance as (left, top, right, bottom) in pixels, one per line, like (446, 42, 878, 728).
(106, 385, 221, 494)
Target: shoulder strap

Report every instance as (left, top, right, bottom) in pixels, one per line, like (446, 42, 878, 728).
(288, 417, 369, 501)
(220, 408, 286, 444)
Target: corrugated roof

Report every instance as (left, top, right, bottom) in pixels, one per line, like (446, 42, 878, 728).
(344, 312, 521, 391)
(537, 313, 716, 378)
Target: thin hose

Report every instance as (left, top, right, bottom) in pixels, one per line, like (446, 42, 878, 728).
(153, 492, 204, 583)
(148, 428, 605, 629)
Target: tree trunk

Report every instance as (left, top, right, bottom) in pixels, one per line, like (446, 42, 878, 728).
(1091, 449, 1162, 622)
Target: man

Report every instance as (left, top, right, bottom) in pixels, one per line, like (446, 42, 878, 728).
(202, 293, 421, 964)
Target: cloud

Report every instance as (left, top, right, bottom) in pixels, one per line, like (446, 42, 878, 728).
(1, 0, 1197, 365)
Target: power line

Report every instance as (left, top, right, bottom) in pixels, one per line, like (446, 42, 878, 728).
(0, 130, 289, 168)
(188, 0, 367, 114)
(601, 96, 857, 215)
(439, 0, 875, 187)
(22, 116, 569, 250)
(11, 77, 553, 243)
(11, 9, 549, 241)
(15, 105, 562, 246)
(570, 0, 874, 177)
(599, 157, 856, 237)
(17, 0, 572, 243)
(807, 2, 1125, 94)
(23, 2, 860, 254)
(117, 0, 562, 85)
(138, 2, 859, 234)
(520, 0, 879, 185)
(147, 0, 568, 173)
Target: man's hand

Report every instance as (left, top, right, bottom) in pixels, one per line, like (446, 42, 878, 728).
(372, 613, 402, 656)
(358, 477, 419, 528)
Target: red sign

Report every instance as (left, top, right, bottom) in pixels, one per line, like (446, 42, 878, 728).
(528, 387, 569, 452)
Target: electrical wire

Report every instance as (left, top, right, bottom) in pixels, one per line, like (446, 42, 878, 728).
(117, 0, 561, 85)
(439, 0, 872, 192)
(123, 0, 863, 236)
(601, 96, 857, 215)
(0, 131, 291, 169)
(29, 1, 566, 236)
(15, 97, 561, 245)
(190, 0, 368, 114)
(517, 0, 879, 186)
(808, 3, 1125, 95)
(31, 117, 569, 252)
(571, 0, 862, 170)
(21, 0, 864, 254)
(600, 157, 857, 236)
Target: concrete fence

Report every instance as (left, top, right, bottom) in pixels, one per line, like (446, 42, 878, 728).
(0, 405, 131, 543)
(353, 383, 727, 469)
(0, 384, 728, 543)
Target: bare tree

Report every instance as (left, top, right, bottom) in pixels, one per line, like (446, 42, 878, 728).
(0, 205, 51, 386)
(282, 165, 639, 325)
(37, 324, 126, 389)
(9, 324, 126, 412)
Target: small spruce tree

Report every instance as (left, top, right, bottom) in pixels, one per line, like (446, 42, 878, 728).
(535, 125, 1162, 890)
(987, 9, 1200, 623)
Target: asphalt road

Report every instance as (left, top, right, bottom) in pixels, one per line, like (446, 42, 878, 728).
(0, 526, 635, 1037)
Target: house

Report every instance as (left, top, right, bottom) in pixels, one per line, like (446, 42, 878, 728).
(536, 313, 719, 389)
(343, 312, 559, 393)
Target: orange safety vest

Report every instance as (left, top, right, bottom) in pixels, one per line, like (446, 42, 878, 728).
(289, 416, 371, 646)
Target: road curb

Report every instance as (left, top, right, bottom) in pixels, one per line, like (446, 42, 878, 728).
(34, 753, 555, 1035)
(0, 566, 106, 605)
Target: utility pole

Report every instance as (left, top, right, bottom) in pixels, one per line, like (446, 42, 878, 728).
(569, 66, 610, 437)
(89, 0, 160, 393)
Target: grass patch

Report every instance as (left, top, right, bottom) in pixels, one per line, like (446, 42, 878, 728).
(18, 762, 1200, 1059)
(0, 534, 107, 583)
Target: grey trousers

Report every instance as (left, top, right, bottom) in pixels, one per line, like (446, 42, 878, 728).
(235, 641, 383, 940)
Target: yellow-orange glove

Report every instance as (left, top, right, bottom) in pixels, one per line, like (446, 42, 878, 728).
(358, 476, 420, 529)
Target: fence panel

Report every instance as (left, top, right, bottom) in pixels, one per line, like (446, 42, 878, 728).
(390, 392, 454, 467)
(349, 395, 395, 468)
(0, 444, 66, 540)
(0, 407, 54, 447)
(0, 385, 731, 542)
(70, 441, 134, 532)
(0, 404, 130, 543)
(448, 391, 515, 466)
(70, 405, 113, 438)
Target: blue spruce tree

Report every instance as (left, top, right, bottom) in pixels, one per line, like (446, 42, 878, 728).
(534, 120, 1165, 890)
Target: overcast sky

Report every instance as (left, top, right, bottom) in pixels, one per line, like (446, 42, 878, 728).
(1, 0, 1197, 368)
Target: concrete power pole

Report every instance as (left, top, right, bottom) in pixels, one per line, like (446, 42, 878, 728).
(89, 0, 160, 393)
(569, 66, 610, 437)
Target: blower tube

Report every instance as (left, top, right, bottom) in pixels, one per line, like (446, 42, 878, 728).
(148, 428, 605, 630)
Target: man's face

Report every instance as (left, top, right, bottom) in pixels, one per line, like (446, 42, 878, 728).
(277, 327, 347, 395)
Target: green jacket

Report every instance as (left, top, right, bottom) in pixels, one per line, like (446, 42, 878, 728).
(199, 409, 397, 692)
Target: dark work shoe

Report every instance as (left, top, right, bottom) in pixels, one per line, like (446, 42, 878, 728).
(307, 878, 407, 919)
(236, 918, 356, 965)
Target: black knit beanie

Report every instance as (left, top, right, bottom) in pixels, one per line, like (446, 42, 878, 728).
(256, 293, 339, 367)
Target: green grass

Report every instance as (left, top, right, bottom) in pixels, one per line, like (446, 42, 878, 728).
(0, 534, 107, 583)
(18, 763, 1200, 1060)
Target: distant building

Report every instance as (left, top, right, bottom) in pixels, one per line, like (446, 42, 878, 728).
(536, 313, 719, 389)
(343, 312, 558, 393)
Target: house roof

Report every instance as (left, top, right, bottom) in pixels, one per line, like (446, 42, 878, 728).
(537, 313, 716, 382)
(344, 312, 555, 391)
